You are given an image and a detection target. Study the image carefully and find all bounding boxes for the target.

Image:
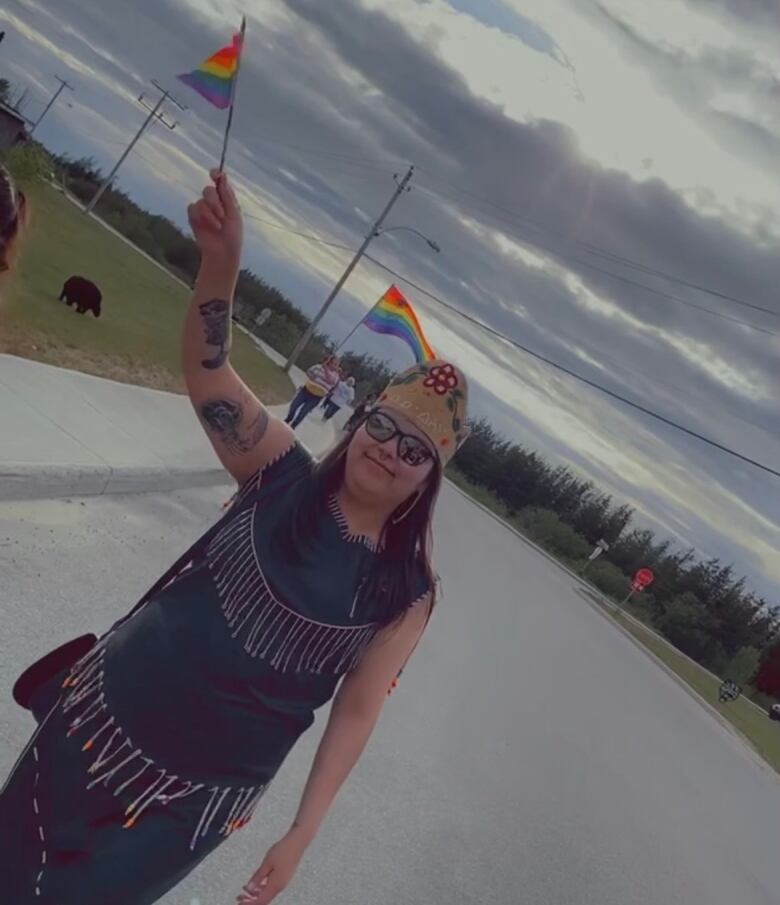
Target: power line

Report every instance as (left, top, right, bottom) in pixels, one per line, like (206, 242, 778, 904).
(82, 145, 778, 476)
(119, 121, 777, 319)
(416, 170, 779, 321)
(127, 150, 363, 252)
(232, 139, 403, 174)
(560, 252, 777, 336)
(85, 81, 186, 215)
(122, 153, 772, 338)
(243, 211, 353, 250)
(362, 254, 780, 479)
(579, 242, 779, 317)
(414, 183, 776, 336)
(30, 75, 73, 134)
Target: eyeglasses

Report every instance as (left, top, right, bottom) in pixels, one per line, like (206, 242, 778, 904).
(364, 411, 435, 467)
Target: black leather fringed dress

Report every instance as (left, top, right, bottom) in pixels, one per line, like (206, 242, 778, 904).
(0, 443, 430, 904)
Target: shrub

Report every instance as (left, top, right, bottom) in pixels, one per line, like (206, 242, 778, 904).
(516, 508, 591, 560)
(588, 559, 631, 600)
(3, 144, 55, 185)
(723, 647, 761, 686)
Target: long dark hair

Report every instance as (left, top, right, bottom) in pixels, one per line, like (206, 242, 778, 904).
(0, 162, 26, 273)
(275, 425, 441, 628)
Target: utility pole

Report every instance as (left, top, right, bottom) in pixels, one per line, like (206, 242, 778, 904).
(284, 165, 415, 373)
(85, 80, 186, 215)
(30, 76, 73, 134)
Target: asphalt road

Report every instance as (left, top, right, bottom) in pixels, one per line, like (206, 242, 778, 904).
(1, 485, 779, 905)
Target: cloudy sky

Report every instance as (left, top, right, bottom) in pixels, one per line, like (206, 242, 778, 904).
(3, 0, 779, 600)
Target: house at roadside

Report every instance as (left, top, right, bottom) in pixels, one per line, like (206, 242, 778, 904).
(0, 100, 29, 151)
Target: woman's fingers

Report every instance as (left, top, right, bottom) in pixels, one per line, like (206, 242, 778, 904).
(208, 168, 241, 219)
(190, 199, 222, 233)
(202, 184, 225, 219)
(237, 859, 273, 903)
(213, 170, 241, 218)
(237, 883, 275, 905)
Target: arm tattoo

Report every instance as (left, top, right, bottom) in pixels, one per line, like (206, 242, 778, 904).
(200, 393, 270, 455)
(198, 298, 231, 370)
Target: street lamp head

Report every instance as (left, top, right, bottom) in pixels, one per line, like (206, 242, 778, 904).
(376, 225, 441, 254)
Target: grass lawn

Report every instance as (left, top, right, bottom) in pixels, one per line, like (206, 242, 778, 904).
(579, 589, 780, 774)
(0, 180, 293, 402)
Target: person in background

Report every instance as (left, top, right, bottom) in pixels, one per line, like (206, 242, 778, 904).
(318, 365, 341, 415)
(284, 355, 340, 429)
(344, 391, 378, 433)
(0, 162, 27, 276)
(322, 375, 355, 422)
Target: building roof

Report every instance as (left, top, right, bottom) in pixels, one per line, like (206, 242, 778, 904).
(0, 100, 28, 126)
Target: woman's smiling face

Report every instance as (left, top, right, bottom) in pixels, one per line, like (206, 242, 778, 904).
(344, 407, 436, 507)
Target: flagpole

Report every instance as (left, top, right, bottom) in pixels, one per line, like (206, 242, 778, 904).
(219, 15, 246, 171)
(335, 302, 377, 353)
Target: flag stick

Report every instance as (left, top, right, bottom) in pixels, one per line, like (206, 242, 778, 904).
(335, 300, 378, 353)
(219, 15, 246, 171)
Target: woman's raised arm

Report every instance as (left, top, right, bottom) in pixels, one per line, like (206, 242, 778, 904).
(183, 171, 293, 486)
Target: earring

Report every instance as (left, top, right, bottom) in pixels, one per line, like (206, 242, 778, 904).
(391, 490, 422, 525)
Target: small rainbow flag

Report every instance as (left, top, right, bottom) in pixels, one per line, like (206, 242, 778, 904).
(178, 22, 245, 110)
(363, 285, 435, 364)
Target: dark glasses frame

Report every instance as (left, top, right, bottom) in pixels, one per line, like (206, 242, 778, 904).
(363, 410, 435, 467)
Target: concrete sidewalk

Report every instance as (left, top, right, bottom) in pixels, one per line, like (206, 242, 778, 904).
(0, 354, 339, 501)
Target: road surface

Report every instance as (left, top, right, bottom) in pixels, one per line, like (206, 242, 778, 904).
(1, 485, 779, 905)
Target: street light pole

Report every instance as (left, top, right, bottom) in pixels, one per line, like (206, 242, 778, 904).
(334, 224, 441, 354)
(84, 81, 186, 215)
(30, 76, 73, 134)
(283, 165, 415, 373)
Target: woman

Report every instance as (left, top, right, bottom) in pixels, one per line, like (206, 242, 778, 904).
(0, 170, 469, 905)
(284, 354, 341, 429)
(321, 374, 355, 422)
(0, 161, 27, 273)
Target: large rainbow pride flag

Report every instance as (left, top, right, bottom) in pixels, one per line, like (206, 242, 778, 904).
(363, 285, 435, 364)
(178, 25, 244, 110)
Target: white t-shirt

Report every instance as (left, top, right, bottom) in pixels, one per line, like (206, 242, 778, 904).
(330, 381, 355, 409)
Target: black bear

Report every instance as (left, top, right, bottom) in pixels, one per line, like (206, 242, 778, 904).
(59, 275, 102, 317)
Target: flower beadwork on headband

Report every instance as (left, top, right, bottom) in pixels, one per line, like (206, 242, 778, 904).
(380, 360, 469, 462)
(423, 363, 458, 396)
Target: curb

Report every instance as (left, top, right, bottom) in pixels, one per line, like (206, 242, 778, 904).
(0, 462, 232, 502)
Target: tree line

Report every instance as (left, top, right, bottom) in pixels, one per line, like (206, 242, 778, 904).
(449, 417, 779, 697)
(25, 147, 780, 702)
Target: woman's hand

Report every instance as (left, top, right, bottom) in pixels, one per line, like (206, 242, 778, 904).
(187, 169, 243, 271)
(237, 828, 310, 904)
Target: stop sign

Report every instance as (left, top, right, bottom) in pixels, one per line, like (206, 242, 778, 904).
(632, 568, 654, 591)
